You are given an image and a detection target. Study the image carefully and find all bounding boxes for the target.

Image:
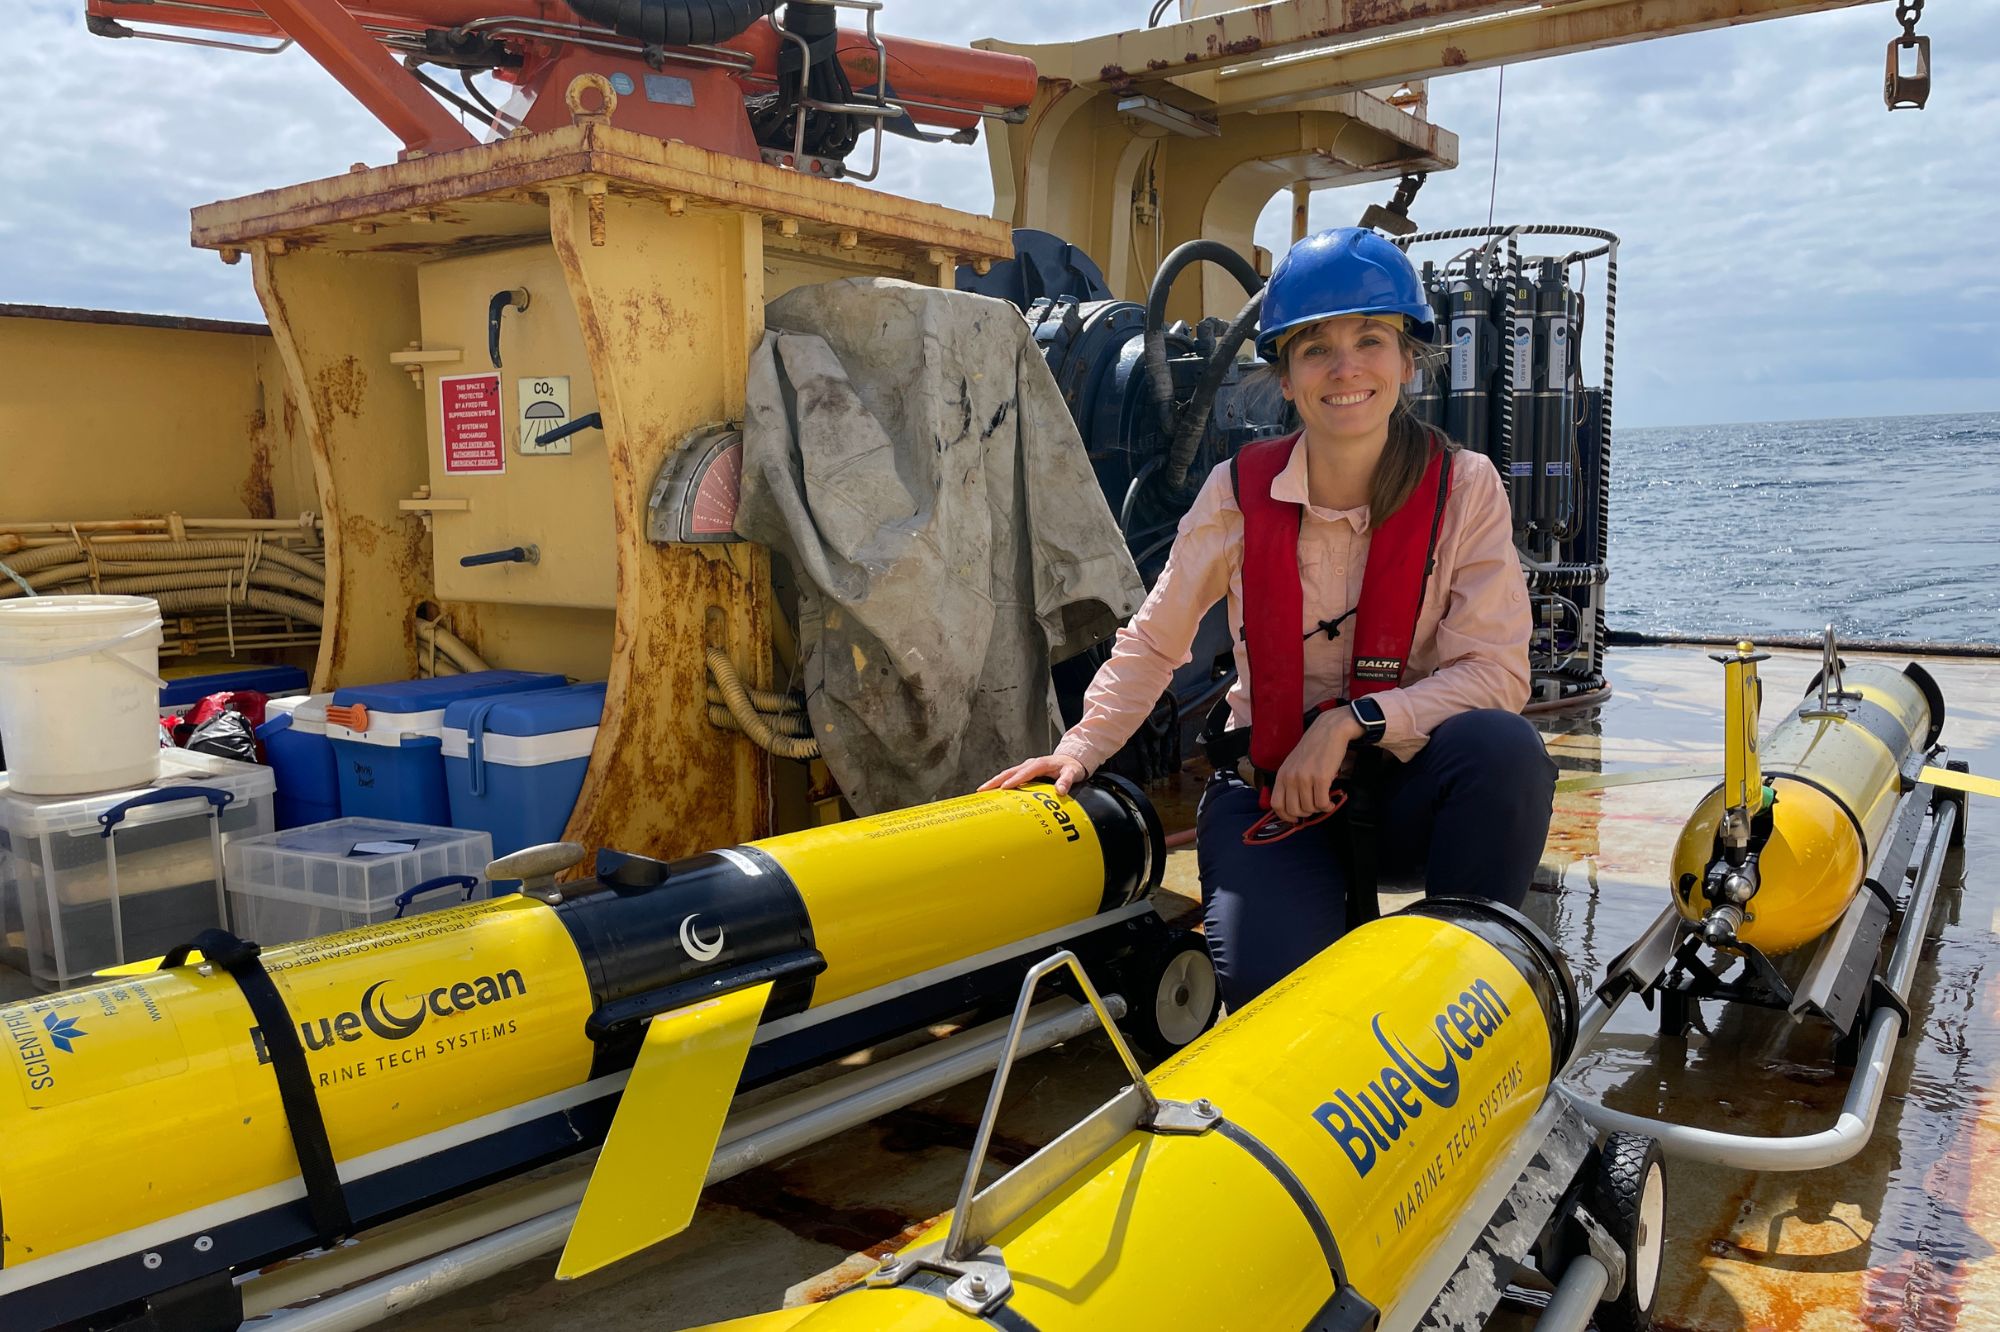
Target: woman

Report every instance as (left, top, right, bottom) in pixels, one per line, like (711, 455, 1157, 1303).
(983, 227, 1556, 1009)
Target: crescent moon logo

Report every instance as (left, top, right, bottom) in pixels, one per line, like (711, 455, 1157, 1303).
(679, 913, 725, 963)
(360, 980, 427, 1041)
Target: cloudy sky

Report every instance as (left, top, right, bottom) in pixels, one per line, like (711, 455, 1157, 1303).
(9, 0, 1995, 427)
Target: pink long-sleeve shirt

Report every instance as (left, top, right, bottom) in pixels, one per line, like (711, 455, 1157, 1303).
(1054, 435, 1531, 771)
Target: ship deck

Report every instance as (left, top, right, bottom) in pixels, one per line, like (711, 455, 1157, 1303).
(12, 641, 1996, 1330)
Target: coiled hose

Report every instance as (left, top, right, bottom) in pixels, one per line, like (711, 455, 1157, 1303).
(705, 644, 819, 759)
(1142, 240, 1265, 439)
(562, 0, 778, 47)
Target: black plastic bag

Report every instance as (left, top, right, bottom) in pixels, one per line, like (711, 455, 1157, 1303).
(184, 709, 260, 764)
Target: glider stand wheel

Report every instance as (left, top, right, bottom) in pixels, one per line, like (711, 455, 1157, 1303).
(1120, 929, 1220, 1061)
(1590, 1131, 1667, 1332)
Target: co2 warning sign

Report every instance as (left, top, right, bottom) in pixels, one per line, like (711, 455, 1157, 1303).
(440, 373, 506, 475)
(518, 376, 573, 456)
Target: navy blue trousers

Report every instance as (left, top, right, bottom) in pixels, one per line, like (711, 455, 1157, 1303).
(1194, 708, 1556, 1010)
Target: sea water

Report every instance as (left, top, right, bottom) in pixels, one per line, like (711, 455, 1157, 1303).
(1607, 411, 2000, 645)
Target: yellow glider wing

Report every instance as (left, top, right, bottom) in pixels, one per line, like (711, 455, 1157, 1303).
(557, 981, 773, 1280)
(1921, 765, 2000, 802)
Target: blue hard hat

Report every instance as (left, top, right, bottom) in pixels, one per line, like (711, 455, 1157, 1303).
(1256, 227, 1436, 360)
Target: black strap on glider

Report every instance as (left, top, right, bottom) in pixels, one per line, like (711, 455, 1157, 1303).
(162, 929, 353, 1245)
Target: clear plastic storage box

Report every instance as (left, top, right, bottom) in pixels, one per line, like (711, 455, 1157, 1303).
(224, 817, 494, 946)
(0, 749, 277, 990)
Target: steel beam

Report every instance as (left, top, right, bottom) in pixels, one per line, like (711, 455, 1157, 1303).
(1193, 0, 1887, 115)
(979, 0, 1541, 88)
(254, 0, 477, 154)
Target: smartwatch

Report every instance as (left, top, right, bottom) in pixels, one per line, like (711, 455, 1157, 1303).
(1348, 696, 1388, 746)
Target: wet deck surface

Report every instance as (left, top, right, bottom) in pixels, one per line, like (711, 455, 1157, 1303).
(348, 645, 2000, 1332)
(1535, 648, 2000, 1332)
(15, 645, 1997, 1330)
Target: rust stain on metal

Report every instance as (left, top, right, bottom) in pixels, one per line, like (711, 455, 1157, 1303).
(1209, 34, 1266, 57)
(391, 512, 433, 610)
(340, 513, 384, 558)
(312, 354, 368, 422)
(240, 417, 277, 520)
(1440, 45, 1470, 66)
(796, 1213, 946, 1304)
(281, 390, 300, 441)
(191, 127, 1010, 263)
(1347, 0, 1440, 28)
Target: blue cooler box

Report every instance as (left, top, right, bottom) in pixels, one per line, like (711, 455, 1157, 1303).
(257, 693, 341, 829)
(444, 682, 607, 862)
(160, 664, 310, 716)
(327, 671, 566, 824)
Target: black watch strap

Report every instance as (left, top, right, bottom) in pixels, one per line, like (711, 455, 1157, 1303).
(1349, 697, 1388, 745)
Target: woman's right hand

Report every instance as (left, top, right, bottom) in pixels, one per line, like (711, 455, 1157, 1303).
(979, 754, 1088, 796)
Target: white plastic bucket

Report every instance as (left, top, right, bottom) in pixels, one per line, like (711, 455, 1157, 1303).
(0, 595, 167, 795)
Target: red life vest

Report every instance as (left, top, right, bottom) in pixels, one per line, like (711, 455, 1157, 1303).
(1234, 429, 1454, 777)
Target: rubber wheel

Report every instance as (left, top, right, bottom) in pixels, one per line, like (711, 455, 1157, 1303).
(1590, 1131, 1667, 1332)
(1122, 931, 1220, 1061)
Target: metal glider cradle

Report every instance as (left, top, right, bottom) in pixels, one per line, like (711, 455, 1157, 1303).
(0, 778, 1220, 1330)
(696, 900, 1669, 1332)
(1568, 631, 1976, 1170)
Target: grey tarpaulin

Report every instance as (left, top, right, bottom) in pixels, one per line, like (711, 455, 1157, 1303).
(735, 278, 1144, 815)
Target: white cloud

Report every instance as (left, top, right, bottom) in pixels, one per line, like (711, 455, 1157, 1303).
(8, 0, 1996, 424)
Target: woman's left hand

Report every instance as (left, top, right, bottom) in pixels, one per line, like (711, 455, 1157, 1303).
(1269, 708, 1362, 824)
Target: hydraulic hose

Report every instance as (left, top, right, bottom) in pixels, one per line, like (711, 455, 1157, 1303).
(1, 539, 325, 583)
(705, 681, 803, 715)
(705, 644, 820, 759)
(1142, 240, 1264, 438)
(415, 616, 492, 674)
(148, 587, 325, 626)
(3, 564, 325, 603)
(562, 0, 778, 47)
(1162, 287, 1264, 491)
(707, 704, 812, 739)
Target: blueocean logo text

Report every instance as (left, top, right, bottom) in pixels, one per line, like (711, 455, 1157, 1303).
(1025, 789, 1082, 843)
(251, 969, 528, 1063)
(1311, 976, 1512, 1177)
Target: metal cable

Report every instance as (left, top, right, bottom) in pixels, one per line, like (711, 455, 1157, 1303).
(1594, 242, 1618, 675)
(1485, 67, 1505, 228)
